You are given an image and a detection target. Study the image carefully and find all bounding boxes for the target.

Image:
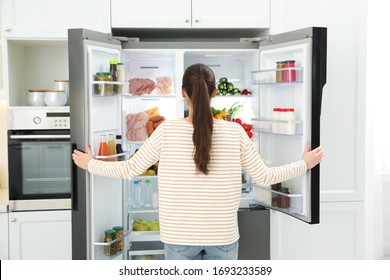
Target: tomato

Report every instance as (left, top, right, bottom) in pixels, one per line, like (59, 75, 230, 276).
(242, 124, 253, 131)
(246, 131, 253, 139)
(235, 118, 242, 124)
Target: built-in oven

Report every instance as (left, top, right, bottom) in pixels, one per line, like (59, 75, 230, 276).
(7, 107, 71, 211)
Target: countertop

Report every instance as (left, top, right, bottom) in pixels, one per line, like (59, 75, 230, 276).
(0, 189, 9, 213)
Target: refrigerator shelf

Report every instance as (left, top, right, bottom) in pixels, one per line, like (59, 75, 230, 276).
(251, 67, 304, 85)
(253, 185, 303, 214)
(128, 249, 164, 256)
(129, 231, 160, 242)
(128, 208, 159, 213)
(252, 118, 303, 136)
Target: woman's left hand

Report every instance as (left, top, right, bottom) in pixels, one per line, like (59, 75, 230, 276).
(72, 144, 94, 171)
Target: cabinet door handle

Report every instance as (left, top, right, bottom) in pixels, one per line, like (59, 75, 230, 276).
(185, 19, 190, 23)
(195, 19, 199, 23)
(10, 218, 16, 222)
(5, 27, 11, 32)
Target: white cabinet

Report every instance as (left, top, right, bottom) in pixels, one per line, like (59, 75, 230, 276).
(111, 0, 269, 29)
(8, 210, 71, 260)
(1, 0, 111, 38)
(0, 212, 9, 260)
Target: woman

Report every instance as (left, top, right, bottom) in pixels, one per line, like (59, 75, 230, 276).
(72, 63, 323, 260)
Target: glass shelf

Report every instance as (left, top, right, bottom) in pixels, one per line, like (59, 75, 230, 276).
(252, 118, 303, 136)
(251, 67, 303, 85)
(94, 152, 130, 161)
(253, 185, 303, 214)
(129, 231, 160, 242)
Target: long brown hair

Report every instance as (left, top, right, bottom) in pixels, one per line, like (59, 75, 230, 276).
(182, 63, 216, 175)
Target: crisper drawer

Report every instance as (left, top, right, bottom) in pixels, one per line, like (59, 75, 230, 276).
(128, 241, 164, 260)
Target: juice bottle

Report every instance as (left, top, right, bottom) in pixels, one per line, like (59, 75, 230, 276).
(108, 134, 117, 161)
(98, 135, 109, 161)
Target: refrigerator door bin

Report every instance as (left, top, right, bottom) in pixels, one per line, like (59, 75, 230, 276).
(251, 68, 303, 84)
(252, 118, 303, 136)
(253, 184, 303, 214)
(128, 241, 164, 260)
(94, 230, 130, 260)
(92, 81, 130, 96)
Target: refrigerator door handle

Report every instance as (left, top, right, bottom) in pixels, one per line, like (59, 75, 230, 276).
(71, 143, 78, 211)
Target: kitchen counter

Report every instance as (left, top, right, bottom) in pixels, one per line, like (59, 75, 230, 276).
(0, 189, 9, 213)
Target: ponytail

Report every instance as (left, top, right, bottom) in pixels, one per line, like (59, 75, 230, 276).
(182, 64, 216, 174)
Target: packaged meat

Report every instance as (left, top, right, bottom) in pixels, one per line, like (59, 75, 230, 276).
(156, 76, 173, 95)
(128, 78, 156, 96)
(126, 112, 149, 141)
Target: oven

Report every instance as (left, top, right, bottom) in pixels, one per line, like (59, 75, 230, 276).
(7, 107, 71, 211)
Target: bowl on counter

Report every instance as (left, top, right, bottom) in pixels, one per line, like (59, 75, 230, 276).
(44, 90, 67, 106)
(54, 80, 69, 105)
(28, 90, 46, 106)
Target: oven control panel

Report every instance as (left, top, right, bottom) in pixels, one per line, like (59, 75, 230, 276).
(8, 106, 70, 130)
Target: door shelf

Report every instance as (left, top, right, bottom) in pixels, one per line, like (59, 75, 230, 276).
(94, 230, 130, 260)
(252, 118, 303, 136)
(92, 81, 129, 96)
(251, 67, 303, 85)
(94, 152, 130, 161)
(128, 249, 165, 258)
(128, 207, 159, 214)
(253, 185, 303, 214)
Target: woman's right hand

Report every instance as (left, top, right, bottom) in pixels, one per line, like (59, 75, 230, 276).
(302, 143, 323, 169)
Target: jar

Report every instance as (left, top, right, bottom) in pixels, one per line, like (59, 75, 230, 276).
(285, 108, 296, 135)
(54, 80, 70, 105)
(276, 61, 285, 82)
(272, 108, 281, 134)
(44, 90, 67, 106)
(104, 229, 116, 256)
(109, 60, 118, 94)
(94, 72, 113, 95)
(271, 183, 282, 206)
(28, 90, 46, 106)
(112, 226, 124, 252)
(283, 60, 296, 82)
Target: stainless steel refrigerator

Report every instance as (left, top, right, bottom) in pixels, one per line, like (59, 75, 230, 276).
(69, 27, 326, 260)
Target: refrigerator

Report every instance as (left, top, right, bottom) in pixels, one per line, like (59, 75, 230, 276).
(68, 27, 327, 260)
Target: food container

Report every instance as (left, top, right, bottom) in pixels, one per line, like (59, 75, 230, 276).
(27, 90, 46, 106)
(104, 229, 116, 256)
(94, 72, 113, 95)
(54, 80, 70, 104)
(112, 226, 124, 252)
(44, 90, 67, 106)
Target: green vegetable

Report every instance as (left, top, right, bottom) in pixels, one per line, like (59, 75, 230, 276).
(219, 77, 228, 83)
(228, 102, 244, 118)
(227, 82, 234, 91)
(217, 83, 225, 90)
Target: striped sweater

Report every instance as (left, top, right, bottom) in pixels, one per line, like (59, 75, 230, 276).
(88, 119, 307, 246)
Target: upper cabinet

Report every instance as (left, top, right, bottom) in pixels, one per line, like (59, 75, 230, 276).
(1, 0, 111, 38)
(111, 0, 270, 29)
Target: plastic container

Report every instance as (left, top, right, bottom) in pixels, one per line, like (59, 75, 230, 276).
(285, 108, 296, 135)
(143, 179, 153, 208)
(131, 179, 142, 209)
(272, 108, 281, 133)
(276, 61, 285, 82)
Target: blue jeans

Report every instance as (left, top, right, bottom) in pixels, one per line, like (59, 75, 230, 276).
(164, 241, 239, 260)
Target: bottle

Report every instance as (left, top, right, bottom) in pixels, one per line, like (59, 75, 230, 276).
(107, 134, 117, 161)
(138, 179, 144, 208)
(110, 59, 118, 94)
(104, 229, 116, 256)
(283, 60, 296, 82)
(277, 187, 291, 208)
(115, 135, 123, 154)
(285, 108, 296, 135)
(272, 108, 281, 134)
(98, 135, 109, 161)
(276, 61, 285, 82)
(131, 179, 141, 209)
(117, 62, 125, 94)
(152, 183, 159, 209)
(143, 179, 152, 208)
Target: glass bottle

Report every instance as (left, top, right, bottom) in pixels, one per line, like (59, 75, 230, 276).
(110, 59, 118, 94)
(116, 135, 123, 154)
(117, 62, 125, 94)
(98, 135, 109, 161)
(107, 134, 117, 161)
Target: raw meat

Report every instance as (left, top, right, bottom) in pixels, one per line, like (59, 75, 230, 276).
(156, 76, 173, 95)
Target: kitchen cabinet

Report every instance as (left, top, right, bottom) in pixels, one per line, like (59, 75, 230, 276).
(8, 210, 71, 260)
(0, 212, 9, 260)
(4, 39, 68, 107)
(111, 0, 269, 29)
(1, 0, 111, 38)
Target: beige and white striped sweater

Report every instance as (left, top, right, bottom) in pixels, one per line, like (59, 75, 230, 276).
(88, 119, 307, 246)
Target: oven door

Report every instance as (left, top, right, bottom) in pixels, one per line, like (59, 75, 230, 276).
(8, 130, 71, 211)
